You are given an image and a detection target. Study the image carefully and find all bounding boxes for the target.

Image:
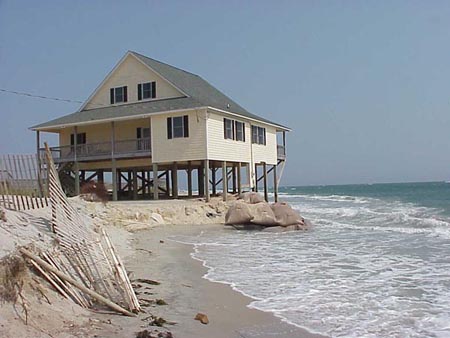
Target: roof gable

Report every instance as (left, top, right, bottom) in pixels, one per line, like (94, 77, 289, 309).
(81, 52, 185, 111)
(31, 51, 290, 131)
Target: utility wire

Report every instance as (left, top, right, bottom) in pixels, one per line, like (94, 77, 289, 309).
(0, 88, 120, 109)
(0, 88, 84, 104)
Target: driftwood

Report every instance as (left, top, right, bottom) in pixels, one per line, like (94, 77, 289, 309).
(20, 248, 135, 317)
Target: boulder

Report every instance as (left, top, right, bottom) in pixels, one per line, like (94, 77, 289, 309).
(225, 202, 254, 225)
(249, 203, 278, 226)
(239, 192, 265, 204)
(270, 202, 304, 227)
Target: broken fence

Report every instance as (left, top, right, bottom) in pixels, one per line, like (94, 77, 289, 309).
(0, 154, 48, 211)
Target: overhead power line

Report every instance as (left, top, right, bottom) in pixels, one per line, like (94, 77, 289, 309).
(0, 88, 83, 104)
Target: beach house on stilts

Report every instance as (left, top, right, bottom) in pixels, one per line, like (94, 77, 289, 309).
(31, 51, 290, 202)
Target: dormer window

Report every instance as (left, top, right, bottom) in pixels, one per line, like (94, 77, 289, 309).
(110, 86, 128, 104)
(138, 82, 156, 100)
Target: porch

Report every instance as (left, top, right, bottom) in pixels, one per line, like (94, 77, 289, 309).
(40, 138, 151, 163)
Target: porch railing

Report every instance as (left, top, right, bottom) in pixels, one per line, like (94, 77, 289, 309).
(277, 145, 286, 160)
(41, 138, 151, 162)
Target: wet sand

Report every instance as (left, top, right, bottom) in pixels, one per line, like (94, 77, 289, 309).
(119, 223, 326, 338)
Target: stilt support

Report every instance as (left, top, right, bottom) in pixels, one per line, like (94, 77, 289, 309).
(112, 160, 117, 201)
(222, 161, 228, 201)
(263, 162, 268, 202)
(205, 160, 210, 202)
(237, 162, 242, 195)
(152, 163, 158, 200)
(172, 162, 178, 199)
(187, 161, 192, 198)
(273, 164, 278, 202)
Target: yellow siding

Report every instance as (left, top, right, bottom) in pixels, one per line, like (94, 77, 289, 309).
(251, 124, 278, 165)
(84, 54, 183, 110)
(151, 109, 207, 163)
(58, 118, 152, 146)
(206, 112, 252, 163)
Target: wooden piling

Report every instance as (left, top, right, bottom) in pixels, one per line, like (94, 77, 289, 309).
(254, 163, 258, 193)
(198, 164, 204, 197)
(187, 161, 192, 198)
(211, 166, 216, 195)
(172, 162, 178, 199)
(205, 160, 210, 202)
(222, 161, 227, 201)
(237, 162, 242, 195)
(152, 163, 158, 200)
(263, 162, 268, 202)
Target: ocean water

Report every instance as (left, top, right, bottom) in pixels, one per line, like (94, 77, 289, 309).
(175, 182, 450, 337)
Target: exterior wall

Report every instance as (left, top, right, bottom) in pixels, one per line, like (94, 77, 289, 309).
(251, 123, 278, 165)
(84, 54, 184, 110)
(206, 111, 251, 163)
(151, 109, 207, 163)
(58, 118, 152, 146)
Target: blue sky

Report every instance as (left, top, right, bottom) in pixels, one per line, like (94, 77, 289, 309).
(1, 1, 449, 186)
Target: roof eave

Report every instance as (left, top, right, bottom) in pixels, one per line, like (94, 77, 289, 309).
(29, 106, 209, 132)
(206, 107, 291, 132)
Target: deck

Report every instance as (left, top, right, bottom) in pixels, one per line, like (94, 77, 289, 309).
(40, 138, 151, 163)
(41, 138, 286, 163)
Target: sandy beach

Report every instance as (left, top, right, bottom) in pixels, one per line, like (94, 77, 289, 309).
(117, 223, 325, 338)
(0, 198, 325, 338)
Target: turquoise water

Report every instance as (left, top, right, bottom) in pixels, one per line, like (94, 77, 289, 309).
(280, 181, 450, 217)
(176, 182, 450, 337)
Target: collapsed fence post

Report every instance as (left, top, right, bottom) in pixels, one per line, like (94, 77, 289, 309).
(20, 248, 135, 317)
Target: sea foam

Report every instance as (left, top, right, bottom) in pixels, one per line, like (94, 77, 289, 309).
(173, 187, 450, 337)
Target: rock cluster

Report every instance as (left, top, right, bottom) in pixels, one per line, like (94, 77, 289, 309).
(225, 192, 310, 232)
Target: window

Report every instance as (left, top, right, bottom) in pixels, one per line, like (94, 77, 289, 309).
(235, 121, 245, 142)
(70, 132, 86, 154)
(136, 127, 151, 150)
(251, 126, 266, 145)
(167, 116, 189, 139)
(223, 118, 245, 142)
(110, 86, 128, 104)
(70, 133, 86, 145)
(224, 118, 234, 139)
(138, 82, 156, 100)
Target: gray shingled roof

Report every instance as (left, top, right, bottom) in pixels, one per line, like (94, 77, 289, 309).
(31, 51, 289, 130)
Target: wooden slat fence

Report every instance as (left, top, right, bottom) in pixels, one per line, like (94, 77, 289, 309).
(0, 154, 48, 210)
(33, 143, 141, 314)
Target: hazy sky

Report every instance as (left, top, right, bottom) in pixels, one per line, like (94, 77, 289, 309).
(1, 1, 449, 186)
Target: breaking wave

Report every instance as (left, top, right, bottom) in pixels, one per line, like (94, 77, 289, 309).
(174, 183, 450, 337)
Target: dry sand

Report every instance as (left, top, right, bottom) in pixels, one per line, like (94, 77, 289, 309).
(0, 198, 326, 338)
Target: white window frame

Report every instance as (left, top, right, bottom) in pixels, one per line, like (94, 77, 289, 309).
(235, 121, 245, 142)
(111, 86, 127, 104)
(138, 81, 156, 100)
(251, 125, 266, 145)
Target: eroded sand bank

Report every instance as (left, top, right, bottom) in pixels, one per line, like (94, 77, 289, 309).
(0, 198, 325, 338)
